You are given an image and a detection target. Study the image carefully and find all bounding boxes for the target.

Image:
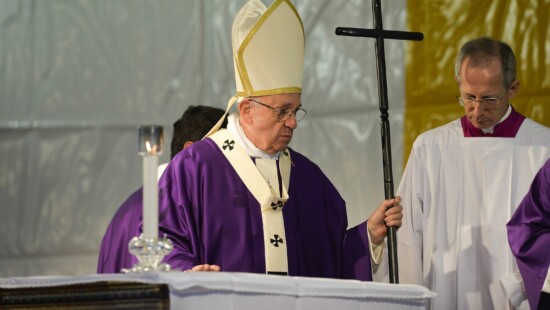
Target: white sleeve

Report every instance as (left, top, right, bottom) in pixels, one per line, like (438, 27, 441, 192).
(395, 149, 425, 285)
(368, 229, 385, 265)
(499, 271, 528, 310)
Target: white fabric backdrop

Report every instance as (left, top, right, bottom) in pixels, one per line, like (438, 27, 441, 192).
(0, 0, 407, 277)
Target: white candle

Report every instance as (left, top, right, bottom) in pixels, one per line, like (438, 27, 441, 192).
(138, 126, 163, 239)
(142, 148, 159, 239)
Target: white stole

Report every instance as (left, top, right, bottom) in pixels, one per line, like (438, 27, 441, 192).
(210, 129, 291, 274)
(543, 267, 550, 295)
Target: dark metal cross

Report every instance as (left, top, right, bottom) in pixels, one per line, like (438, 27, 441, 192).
(335, 0, 423, 284)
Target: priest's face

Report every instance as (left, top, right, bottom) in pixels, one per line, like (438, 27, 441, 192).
(458, 57, 518, 130)
(240, 93, 301, 154)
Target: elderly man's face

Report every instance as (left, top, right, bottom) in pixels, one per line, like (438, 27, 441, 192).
(458, 57, 518, 130)
(240, 93, 301, 154)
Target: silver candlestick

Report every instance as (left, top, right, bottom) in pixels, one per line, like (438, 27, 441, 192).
(123, 125, 172, 273)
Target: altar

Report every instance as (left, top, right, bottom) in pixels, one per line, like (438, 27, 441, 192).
(0, 272, 435, 309)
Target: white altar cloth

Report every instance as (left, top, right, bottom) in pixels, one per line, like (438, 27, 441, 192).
(0, 272, 435, 309)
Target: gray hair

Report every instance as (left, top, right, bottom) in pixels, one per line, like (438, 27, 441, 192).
(454, 37, 516, 88)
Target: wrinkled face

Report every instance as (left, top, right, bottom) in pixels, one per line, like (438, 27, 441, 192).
(458, 57, 518, 129)
(239, 93, 301, 154)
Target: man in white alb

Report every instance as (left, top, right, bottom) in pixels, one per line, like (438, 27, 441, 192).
(394, 37, 550, 309)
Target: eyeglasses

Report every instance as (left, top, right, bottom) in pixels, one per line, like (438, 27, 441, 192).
(456, 89, 508, 108)
(248, 98, 307, 121)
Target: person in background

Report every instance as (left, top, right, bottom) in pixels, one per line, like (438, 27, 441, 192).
(393, 36, 550, 309)
(156, 105, 228, 179)
(507, 158, 550, 310)
(97, 105, 226, 273)
(141, 0, 403, 279)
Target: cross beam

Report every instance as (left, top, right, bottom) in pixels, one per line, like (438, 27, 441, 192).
(335, 0, 423, 284)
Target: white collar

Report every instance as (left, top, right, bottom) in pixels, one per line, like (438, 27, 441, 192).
(227, 113, 281, 160)
(481, 104, 512, 134)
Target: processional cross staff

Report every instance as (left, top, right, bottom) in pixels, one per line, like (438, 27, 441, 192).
(335, 0, 423, 284)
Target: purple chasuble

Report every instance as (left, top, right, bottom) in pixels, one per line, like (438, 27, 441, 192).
(97, 188, 142, 273)
(507, 158, 550, 310)
(460, 105, 525, 137)
(155, 138, 373, 280)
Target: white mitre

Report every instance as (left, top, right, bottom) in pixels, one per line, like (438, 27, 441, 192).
(233, 0, 304, 96)
(204, 0, 305, 137)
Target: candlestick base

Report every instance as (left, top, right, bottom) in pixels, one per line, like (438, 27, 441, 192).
(122, 234, 173, 273)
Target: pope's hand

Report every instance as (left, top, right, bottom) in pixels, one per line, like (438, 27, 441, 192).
(367, 196, 403, 244)
(186, 264, 221, 272)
